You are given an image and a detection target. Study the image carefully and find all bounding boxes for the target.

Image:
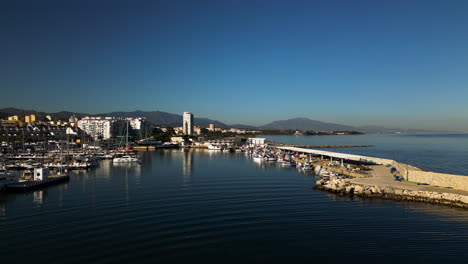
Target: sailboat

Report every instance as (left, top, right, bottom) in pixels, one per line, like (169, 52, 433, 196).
(113, 120, 140, 163)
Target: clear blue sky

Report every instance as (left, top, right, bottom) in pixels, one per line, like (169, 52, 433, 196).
(1, 0, 468, 131)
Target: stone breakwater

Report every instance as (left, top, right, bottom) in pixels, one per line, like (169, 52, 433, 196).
(315, 177, 468, 208)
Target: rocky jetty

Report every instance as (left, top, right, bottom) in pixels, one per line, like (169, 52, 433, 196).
(315, 177, 468, 208)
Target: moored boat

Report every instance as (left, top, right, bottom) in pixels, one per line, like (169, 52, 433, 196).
(113, 155, 139, 163)
(208, 144, 222, 150)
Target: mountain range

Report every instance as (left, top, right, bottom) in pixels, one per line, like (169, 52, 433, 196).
(0, 107, 450, 134)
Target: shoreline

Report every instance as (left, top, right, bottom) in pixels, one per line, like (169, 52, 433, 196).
(315, 177, 468, 208)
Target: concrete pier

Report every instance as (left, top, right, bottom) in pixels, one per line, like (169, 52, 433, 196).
(271, 145, 468, 207)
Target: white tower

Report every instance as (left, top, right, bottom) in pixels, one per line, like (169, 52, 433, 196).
(183, 112, 193, 135)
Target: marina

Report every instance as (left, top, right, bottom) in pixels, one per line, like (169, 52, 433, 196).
(2, 142, 468, 263)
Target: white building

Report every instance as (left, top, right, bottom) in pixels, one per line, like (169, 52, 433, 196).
(78, 116, 151, 140)
(78, 117, 125, 140)
(128, 117, 151, 138)
(183, 112, 193, 135)
(247, 138, 266, 147)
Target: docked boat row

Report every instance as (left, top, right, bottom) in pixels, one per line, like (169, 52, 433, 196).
(249, 147, 344, 178)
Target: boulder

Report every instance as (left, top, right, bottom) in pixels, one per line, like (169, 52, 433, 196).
(354, 185, 363, 194)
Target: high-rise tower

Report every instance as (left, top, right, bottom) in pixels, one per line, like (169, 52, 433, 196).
(183, 112, 193, 135)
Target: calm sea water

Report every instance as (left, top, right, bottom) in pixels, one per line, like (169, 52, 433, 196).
(1, 134, 468, 263)
(266, 134, 468, 175)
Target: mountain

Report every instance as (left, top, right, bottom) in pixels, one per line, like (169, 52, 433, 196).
(0, 108, 457, 133)
(0, 108, 88, 121)
(261, 118, 356, 131)
(229, 124, 258, 129)
(0, 108, 229, 128)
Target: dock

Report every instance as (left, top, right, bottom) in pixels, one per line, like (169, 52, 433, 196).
(5, 174, 69, 191)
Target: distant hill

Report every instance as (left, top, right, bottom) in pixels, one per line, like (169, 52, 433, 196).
(0, 108, 457, 133)
(0, 108, 229, 128)
(261, 117, 356, 131)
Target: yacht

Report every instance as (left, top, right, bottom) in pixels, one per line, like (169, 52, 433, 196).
(113, 155, 139, 163)
(208, 144, 222, 150)
(252, 154, 263, 161)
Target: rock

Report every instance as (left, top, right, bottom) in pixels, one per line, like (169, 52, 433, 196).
(354, 185, 363, 194)
(345, 186, 354, 194)
(373, 186, 381, 194)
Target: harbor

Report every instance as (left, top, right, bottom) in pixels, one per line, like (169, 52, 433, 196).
(2, 135, 468, 263)
(247, 142, 468, 208)
(3, 132, 468, 210)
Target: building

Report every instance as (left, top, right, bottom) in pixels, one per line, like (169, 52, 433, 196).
(128, 117, 151, 138)
(78, 117, 125, 140)
(183, 112, 193, 135)
(209, 123, 215, 132)
(69, 115, 79, 124)
(193, 126, 201, 135)
(247, 138, 266, 147)
(77, 116, 151, 140)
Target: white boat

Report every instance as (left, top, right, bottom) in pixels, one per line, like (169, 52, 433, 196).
(113, 155, 139, 163)
(252, 155, 263, 161)
(208, 144, 222, 150)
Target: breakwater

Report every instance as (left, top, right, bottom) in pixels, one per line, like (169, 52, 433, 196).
(315, 177, 468, 208)
(266, 141, 372, 148)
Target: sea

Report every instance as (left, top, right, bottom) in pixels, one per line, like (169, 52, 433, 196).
(1, 134, 468, 263)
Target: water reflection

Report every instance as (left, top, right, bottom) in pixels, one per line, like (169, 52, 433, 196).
(33, 190, 46, 207)
(98, 160, 113, 180)
(0, 196, 5, 217)
(182, 149, 193, 185)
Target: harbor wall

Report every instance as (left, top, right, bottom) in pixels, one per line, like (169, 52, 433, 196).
(408, 170, 468, 191)
(370, 157, 468, 192)
(315, 178, 468, 208)
(274, 145, 468, 191)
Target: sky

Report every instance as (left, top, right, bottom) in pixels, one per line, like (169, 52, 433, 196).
(1, 0, 468, 131)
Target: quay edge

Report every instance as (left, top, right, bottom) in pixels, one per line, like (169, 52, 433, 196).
(315, 177, 468, 208)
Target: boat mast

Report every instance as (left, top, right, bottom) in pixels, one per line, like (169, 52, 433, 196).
(126, 120, 129, 148)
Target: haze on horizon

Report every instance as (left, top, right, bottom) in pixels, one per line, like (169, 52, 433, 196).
(1, 0, 468, 132)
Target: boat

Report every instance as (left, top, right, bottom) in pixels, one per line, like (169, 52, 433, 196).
(5, 167, 69, 191)
(208, 144, 222, 150)
(252, 155, 263, 161)
(113, 155, 139, 163)
(137, 137, 161, 146)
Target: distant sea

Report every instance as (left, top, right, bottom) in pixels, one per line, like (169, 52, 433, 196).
(265, 134, 468, 175)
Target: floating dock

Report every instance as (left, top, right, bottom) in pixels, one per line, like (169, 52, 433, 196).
(5, 175, 69, 191)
